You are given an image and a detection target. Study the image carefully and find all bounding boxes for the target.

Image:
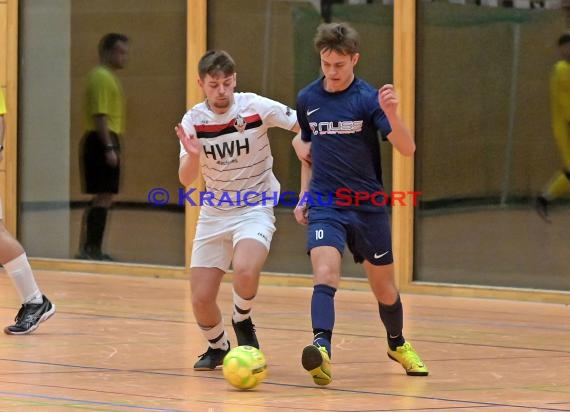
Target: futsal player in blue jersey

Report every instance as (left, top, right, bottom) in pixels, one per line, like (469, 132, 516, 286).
(292, 22, 428, 385)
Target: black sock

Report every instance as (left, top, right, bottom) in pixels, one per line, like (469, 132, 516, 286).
(313, 328, 333, 358)
(379, 295, 405, 351)
(85, 207, 108, 253)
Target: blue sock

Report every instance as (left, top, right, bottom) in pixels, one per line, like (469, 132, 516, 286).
(311, 284, 336, 357)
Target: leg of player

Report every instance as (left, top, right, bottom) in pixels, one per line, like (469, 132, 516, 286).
(536, 170, 570, 223)
(364, 261, 428, 376)
(537, 118, 570, 222)
(191, 267, 230, 370)
(302, 245, 340, 386)
(231, 238, 268, 349)
(0, 223, 55, 335)
(82, 193, 114, 260)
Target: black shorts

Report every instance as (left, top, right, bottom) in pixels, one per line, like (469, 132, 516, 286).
(80, 131, 121, 194)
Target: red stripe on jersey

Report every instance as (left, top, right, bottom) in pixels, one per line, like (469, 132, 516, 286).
(194, 113, 262, 133)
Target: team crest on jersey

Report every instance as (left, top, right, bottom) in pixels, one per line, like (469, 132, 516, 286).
(234, 114, 247, 133)
(285, 106, 292, 116)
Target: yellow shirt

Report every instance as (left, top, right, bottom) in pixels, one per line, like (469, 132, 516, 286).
(550, 60, 570, 122)
(84, 65, 125, 134)
(0, 89, 6, 115)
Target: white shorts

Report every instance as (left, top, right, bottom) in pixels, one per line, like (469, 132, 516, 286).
(190, 206, 276, 271)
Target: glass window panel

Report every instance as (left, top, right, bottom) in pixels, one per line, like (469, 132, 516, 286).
(415, 1, 570, 290)
(19, 0, 186, 265)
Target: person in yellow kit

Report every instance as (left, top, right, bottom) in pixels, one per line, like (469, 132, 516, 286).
(77, 33, 129, 260)
(0, 89, 56, 334)
(536, 33, 570, 222)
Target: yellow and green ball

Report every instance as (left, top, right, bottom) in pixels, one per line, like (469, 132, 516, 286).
(222, 345, 267, 390)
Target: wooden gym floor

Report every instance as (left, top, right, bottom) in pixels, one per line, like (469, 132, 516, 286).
(0, 270, 569, 411)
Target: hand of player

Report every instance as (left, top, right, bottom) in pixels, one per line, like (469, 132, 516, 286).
(378, 84, 399, 117)
(105, 150, 119, 168)
(175, 123, 201, 156)
(292, 133, 311, 166)
(294, 202, 308, 226)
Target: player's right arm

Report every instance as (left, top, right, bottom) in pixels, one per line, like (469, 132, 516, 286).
(176, 114, 202, 187)
(551, 61, 570, 120)
(292, 132, 311, 165)
(93, 114, 119, 168)
(294, 158, 312, 226)
(294, 95, 313, 225)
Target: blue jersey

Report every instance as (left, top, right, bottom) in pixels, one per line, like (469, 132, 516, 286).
(297, 77, 392, 211)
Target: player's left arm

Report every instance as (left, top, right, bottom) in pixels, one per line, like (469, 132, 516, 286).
(379, 84, 415, 157)
(257, 95, 298, 132)
(258, 95, 308, 162)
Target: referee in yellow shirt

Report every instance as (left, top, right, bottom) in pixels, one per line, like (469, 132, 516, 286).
(536, 33, 570, 222)
(77, 33, 129, 260)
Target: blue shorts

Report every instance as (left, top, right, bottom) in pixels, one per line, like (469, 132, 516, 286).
(307, 207, 393, 265)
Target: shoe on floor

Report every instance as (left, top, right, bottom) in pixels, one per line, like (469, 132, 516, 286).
(387, 341, 429, 376)
(193, 346, 230, 370)
(302, 344, 332, 386)
(4, 295, 56, 335)
(232, 317, 259, 349)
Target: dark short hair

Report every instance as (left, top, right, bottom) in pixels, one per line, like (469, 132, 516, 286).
(98, 33, 129, 58)
(198, 50, 236, 80)
(314, 22, 359, 55)
(558, 33, 570, 46)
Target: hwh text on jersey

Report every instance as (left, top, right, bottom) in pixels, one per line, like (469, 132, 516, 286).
(203, 138, 250, 160)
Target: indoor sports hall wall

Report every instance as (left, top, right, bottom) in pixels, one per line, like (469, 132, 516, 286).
(416, 3, 565, 204)
(413, 2, 569, 289)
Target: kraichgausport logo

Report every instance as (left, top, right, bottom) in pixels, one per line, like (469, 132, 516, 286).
(147, 188, 421, 208)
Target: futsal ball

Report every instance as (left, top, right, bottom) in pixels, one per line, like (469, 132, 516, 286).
(222, 345, 267, 390)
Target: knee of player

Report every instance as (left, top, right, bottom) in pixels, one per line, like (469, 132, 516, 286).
(313, 265, 340, 287)
(231, 267, 261, 283)
(191, 292, 217, 310)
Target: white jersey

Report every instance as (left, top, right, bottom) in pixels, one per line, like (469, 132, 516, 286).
(180, 92, 297, 216)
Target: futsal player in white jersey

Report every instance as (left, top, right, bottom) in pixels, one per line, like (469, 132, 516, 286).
(0, 89, 55, 335)
(176, 50, 300, 370)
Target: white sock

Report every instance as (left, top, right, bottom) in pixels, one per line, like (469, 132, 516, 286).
(4, 253, 43, 304)
(232, 289, 254, 323)
(200, 321, 229, 350)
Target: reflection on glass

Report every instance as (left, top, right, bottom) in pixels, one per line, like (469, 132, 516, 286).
(207, 0, 394, 277)
(415, 1, 570, 290)
(76, 33, 129, 262)
(19, 0, 186, 265)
